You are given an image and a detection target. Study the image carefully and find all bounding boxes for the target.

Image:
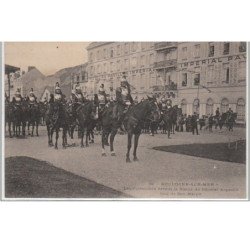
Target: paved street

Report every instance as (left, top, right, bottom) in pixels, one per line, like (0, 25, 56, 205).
(5, 126, 246, 199)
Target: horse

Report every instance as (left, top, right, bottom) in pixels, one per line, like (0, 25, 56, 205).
(27, 102, 40, 137)
(101, 97, 160, 162)
(5, 100, 14, 138)
(39, 101, 48, 125)
(161, 112, 172, 138)
(12, 100, 29, 137)
(75, 101, 98, 147)
(45, 101, 68, 149)
(227, 113, 237, 131)
(218, 113, 228, 130)
(161, 106, 180, 138)
(65, 102, 78, 139)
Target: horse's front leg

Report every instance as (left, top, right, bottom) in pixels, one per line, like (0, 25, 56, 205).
(126, 132, 133, 163)
(55, 128, 59, 149)
(101, 129, 107, 156)
(110, 128, 117, 156)
(31, 122, 34, 137)
(133, 132, 140, 161)
(8, 121, 12, 138)
(91, 130, 94, 143)
(62, 128, 67, 149)
(36, 121, 39, 136)
(47, 125, 52, 146)
(28, 121, 30, 135)
(85, 127, 89, 147)
(22, 121, 26, 136)
(80, 127, 84, 148)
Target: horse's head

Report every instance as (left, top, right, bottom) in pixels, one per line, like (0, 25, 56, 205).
(146, 96, 161, 122)
(90, 101, 99, 120)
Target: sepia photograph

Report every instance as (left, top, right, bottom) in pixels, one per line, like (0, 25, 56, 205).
(3, 41, 247, 199)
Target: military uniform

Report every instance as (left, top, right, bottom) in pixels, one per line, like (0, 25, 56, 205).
(98, 85, 107, 110)
(13, 89, 22, 105)
(72, 84, 85, 104)
(54, 84, 63, 102)
(114, 75, 133, 121)
(28, 88, 37, 107)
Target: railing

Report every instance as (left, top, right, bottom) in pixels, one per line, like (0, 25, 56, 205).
(154, 59, 177, 69)
(154, 42, 178, 50)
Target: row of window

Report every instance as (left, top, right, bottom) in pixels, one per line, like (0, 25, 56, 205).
(89, 42, 155, 62)
(181, 62, 246, 87)
(89, 55, 155, 75)
(181, 42, 246, 60)
(181, 98, 245, 120)
(71, 72, 88, 83)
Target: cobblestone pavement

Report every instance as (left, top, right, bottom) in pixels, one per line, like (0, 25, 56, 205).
(4, 126, 246, 199)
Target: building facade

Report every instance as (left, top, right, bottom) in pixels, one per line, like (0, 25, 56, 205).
(85, 42, 247, 122)
(86, 42, 157, 99)
(176, 42, 246, 122)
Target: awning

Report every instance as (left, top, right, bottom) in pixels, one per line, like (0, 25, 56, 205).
(5, 64, 20, 75)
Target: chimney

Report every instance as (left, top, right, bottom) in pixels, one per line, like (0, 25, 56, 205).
(28, 66, 36, 72)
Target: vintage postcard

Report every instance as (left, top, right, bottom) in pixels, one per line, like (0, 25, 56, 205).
(2, 42, 247, 199)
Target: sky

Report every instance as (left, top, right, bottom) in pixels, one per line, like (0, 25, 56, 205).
(5, 42, 90, 76)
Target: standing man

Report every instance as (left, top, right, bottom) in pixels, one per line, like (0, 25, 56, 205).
(215, 107, 220, 129)
(208, 114, 213, 132)
(191, 112, 199, 135)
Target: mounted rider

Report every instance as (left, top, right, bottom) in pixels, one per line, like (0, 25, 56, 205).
(48, 82, 66, 117)
(98, 83, 107, 111)
(113, 72, 134, 122)
(28, 88, 37, 107)
(72, 83, 85, 105)
(160, 95, 172, 113)
(54, 82, 65, 103)
(12, 88, 23, 105)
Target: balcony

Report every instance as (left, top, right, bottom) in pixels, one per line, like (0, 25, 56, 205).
(154, 59, 177, 69)
(154, 42, 178, 51)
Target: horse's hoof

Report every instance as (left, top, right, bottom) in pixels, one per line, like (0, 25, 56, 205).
(54, 146, 58, 150)
(133, 157, 139, 161)
(31, 135, 34, 137)
(102, 153, 107, 157)
(86, 144, 89, 147)
(126, 158, 131, 163)
(111, 152, 116, 156)
(37, 134, 39, 137)
(91, 140, 94, 143)
(81, 145, 84, 148)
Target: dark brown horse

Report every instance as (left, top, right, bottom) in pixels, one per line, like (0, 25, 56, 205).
(12, 99, 29, 137)
(161, 105, 181, 138)
(101, 97, 160, 162)
(45, 101, 68, 149)
(28, 103, 40, 137)
(75, 101, 98, 147)
(5, 100, 14, 137)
